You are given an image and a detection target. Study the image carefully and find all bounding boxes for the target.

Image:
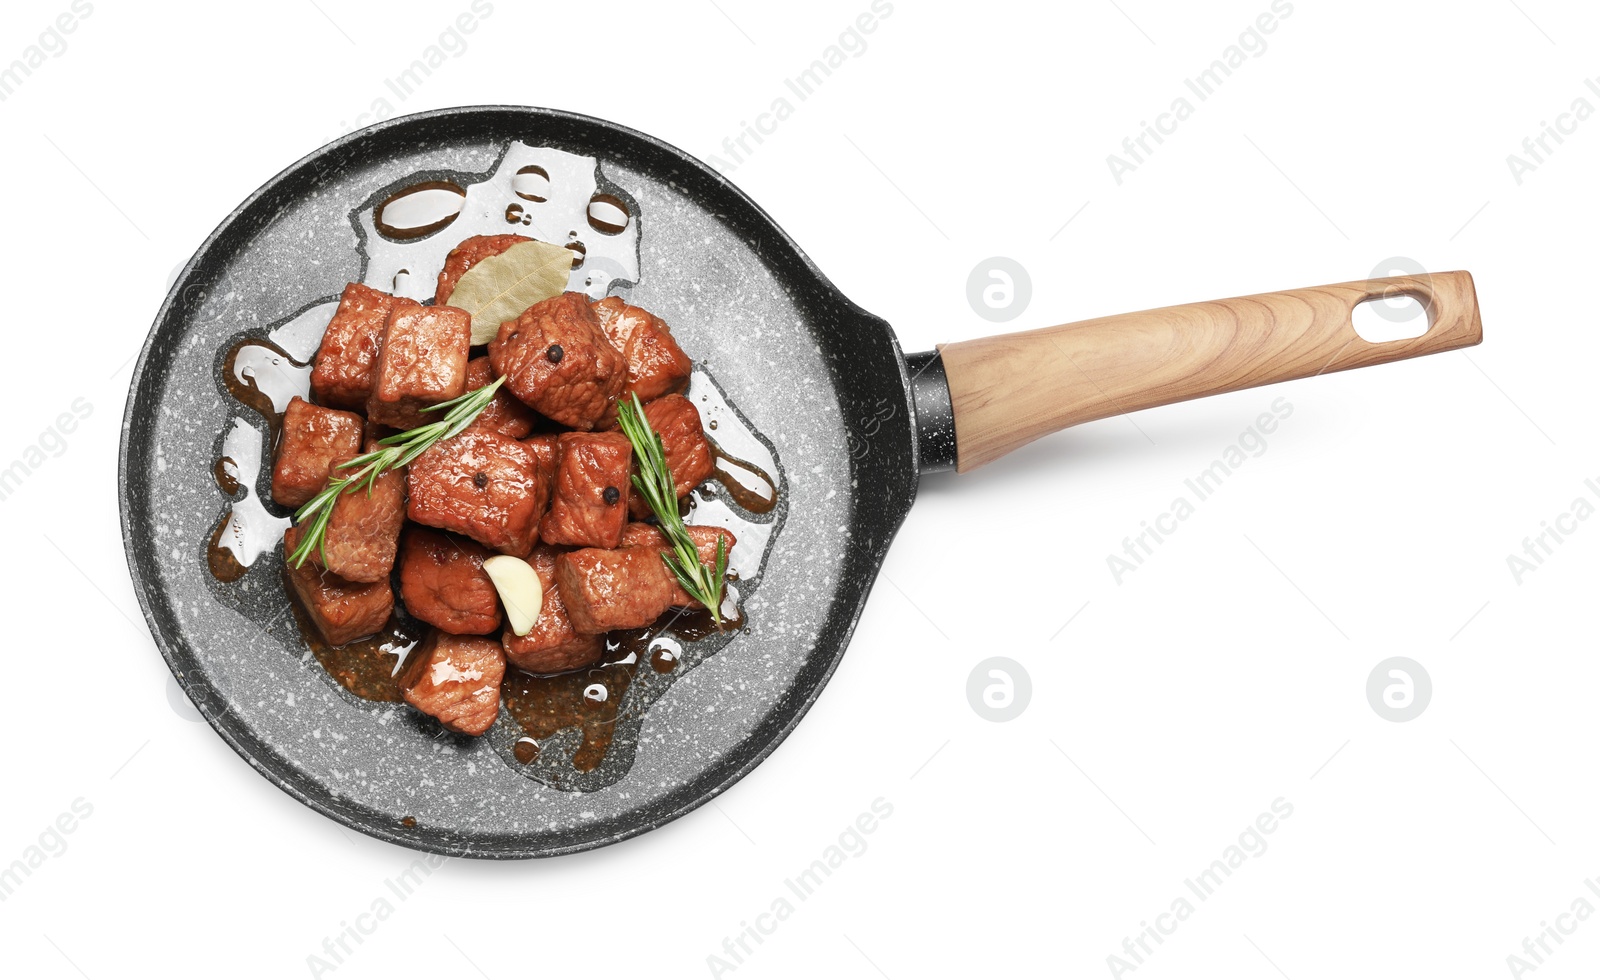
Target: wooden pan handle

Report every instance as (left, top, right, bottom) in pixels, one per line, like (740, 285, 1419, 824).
(938, 271, 1482, 472)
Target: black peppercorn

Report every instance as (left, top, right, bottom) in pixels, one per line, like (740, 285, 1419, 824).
(473, 472, 488, 489)
(603, 485, 620, 505)
(546, 344, 564, 363)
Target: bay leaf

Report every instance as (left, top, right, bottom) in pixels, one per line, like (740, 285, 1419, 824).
(443, 239, 574, 345)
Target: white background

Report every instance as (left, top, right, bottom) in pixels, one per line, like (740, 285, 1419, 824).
(1, 1, 1595, 977)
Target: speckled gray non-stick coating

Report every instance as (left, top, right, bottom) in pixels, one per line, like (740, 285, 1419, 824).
(119, 107, 920, 858)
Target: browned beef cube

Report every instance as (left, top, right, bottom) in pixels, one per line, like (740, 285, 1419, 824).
(406, 430, 547, 555)
(554, 545, 677, 634)
(627, 394, 714, 519)
(399, 528, 501, 635)
(435, 234, 530, 305)
(271, 396, 364, 508)
(399, 631, 505, 736)
(488, 292, 624, 429)
(311, 283, 415, 410)
(501, 545, 606, 674)
(522, 432, 560, 483)
(462, 356, 537, 439)
(313, 439, 405, 583)
(540, 432, 632, 549)
(616, 523, 669, 550)
(522, 432, 560, 528)
(617, 523, 737, 608)
(283, 527, 393, 646)
(367, 304, 472, 428)
(592, 296, 692, 405)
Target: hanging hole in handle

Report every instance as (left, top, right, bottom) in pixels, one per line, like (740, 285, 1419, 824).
(1352, 289, 1433, 343)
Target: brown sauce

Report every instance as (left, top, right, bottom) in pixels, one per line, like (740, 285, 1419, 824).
(221, 336, 306, 445)
(206, 513, 249, 583)
(501, 660, 638, 773)
(586, 194, 631, 235)
(287, 598, 420, 703)
(668, 601, 745, 641)
(375, 180, 466, 240)
(209, 340, 306, 583)
(709, 439, 777, 514)
(213, 456, 240, 494)
(648, 636, 682, 673)
(512, 165, 550, 202)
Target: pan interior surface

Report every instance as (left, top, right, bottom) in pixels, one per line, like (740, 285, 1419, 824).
(119, 107, 919, 857)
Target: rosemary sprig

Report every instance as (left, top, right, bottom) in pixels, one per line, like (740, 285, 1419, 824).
(616, 392, 729, 628)
(288, 378, 505, 568)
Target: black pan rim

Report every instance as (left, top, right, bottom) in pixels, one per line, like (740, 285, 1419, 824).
(119, 104, 920, 859)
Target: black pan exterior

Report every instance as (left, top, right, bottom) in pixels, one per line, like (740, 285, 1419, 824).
(119, 107, 919, 857)
(905, 351, 957, 472)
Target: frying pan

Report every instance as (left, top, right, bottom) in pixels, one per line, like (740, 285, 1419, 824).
(121, 106, 1482, 858)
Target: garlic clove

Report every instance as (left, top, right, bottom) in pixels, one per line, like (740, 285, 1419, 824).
(482, 555, 544, 636)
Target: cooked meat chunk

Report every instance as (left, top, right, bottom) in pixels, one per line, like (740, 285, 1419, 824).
(462, 356, 537, 439)
(522, 432, 561, 524)
(271, 396, 364, 508)
(399, 528, 502, 635)
(435, 234, 530, 305)
(283, 527, 393, 646)
(540, 432, 632, 549)
(627, 394, 714, 518)
(617, 523, 737, 609)
(616, 523, 669, 549)
(555, 545, 677, 634)
(522, 432, 560, 483)
(311, 283, 414, 411)
(406, 430, 547, 555)
(400, 631, 505, 736)
(367, 304, 472, 428)
(313, 439, 405, 583)
(592, 296, 693, 405)
(501, 545, 605, 674)
(488, 292, 624, 429)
